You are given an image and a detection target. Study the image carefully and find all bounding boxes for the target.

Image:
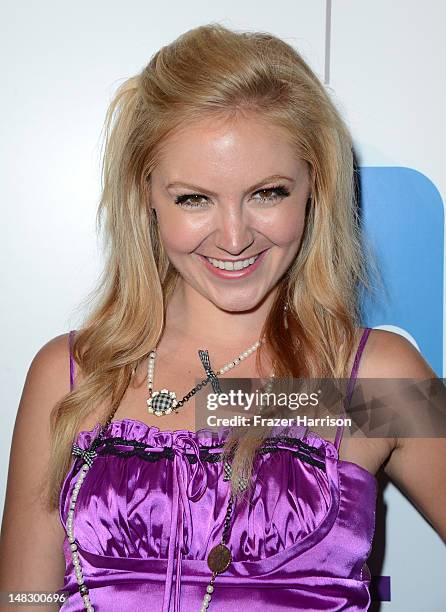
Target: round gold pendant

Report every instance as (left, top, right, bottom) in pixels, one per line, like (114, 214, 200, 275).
(207, 543, 232, 574)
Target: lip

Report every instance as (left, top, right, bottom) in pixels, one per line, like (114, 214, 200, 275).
(198, 248, 270, 279)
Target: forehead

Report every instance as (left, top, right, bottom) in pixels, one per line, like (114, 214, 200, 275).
(152, 114, 305, 182)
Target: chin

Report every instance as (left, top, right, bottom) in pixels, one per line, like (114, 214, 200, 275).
(208, 293, 265, 313)
(216, 303, 256, 314)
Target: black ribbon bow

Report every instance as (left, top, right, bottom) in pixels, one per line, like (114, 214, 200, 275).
(71, 443, 98, 468)
(198, 349, 223, 394)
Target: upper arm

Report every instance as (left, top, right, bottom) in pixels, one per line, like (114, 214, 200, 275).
(0, 333, 72, 597)
(366, 330, 446, 543)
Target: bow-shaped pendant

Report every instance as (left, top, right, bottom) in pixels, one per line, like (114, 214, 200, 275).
(71, 443, 98, 468)
(198, 349, 223, 394)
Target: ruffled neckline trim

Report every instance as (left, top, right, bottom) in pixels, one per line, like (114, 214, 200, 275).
(72, 418, 378, 484)
(74, 417, 313, 451)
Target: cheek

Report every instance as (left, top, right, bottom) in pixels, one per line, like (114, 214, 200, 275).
(261, 208, 306, 247)
(156, 212, 209, 254)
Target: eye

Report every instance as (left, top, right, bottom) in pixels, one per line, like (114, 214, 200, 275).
(252, 185, 290, 204)
(173, 184, 291, 209)
(174, 193, 210, 208)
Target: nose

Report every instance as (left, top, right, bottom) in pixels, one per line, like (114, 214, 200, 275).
(214, 204, 255, 256)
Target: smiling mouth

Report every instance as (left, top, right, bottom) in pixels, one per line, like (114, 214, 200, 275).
(203, 249, 268, 271)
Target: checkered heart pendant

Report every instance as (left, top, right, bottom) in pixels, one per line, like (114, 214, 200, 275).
(147, 388, 178, 416)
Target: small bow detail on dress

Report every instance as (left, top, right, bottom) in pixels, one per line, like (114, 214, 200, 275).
(71, 443, 98, 468)
(223, 459, 249, 492)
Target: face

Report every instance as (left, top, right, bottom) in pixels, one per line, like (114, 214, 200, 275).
(149, 114, 311, 313)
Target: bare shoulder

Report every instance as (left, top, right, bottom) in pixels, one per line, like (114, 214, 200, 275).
(357, 328, 437, 379)
(31, 331, 73, 386)
(356, 329, 446, 542)
(10, 332, 73, 449)
(0, 332, 72, 590)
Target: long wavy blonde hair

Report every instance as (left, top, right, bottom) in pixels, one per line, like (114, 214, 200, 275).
(45, 22, 376, 510)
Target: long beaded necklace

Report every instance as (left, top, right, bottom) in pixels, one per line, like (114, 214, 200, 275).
(68, 337, 274, 611)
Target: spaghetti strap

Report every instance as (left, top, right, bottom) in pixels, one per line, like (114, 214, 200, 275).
(68, 329, 76, 392)
(334, 327, 372, 452)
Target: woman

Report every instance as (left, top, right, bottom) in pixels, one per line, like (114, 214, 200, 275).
(0, 23, 444, 612)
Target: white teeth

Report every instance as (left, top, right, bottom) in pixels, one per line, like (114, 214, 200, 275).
(206, 254, 258, 271)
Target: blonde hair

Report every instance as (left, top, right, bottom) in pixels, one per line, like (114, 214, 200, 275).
(45, 23, 376, 510)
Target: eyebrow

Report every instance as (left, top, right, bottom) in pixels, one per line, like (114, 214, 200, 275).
(166, 174, 295, 196)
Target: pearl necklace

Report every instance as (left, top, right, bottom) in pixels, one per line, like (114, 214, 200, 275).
(147, 339, 264, 416)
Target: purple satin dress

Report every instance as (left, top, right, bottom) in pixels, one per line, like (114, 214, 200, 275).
(59, 328, 376, 611)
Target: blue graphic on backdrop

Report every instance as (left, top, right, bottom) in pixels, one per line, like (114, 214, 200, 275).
(359, 167, 444, 376)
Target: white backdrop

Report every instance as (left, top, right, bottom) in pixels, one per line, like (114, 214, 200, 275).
(1, 2, 444, 610)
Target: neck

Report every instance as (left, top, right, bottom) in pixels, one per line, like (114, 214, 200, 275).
(164, 280, 278, 349)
